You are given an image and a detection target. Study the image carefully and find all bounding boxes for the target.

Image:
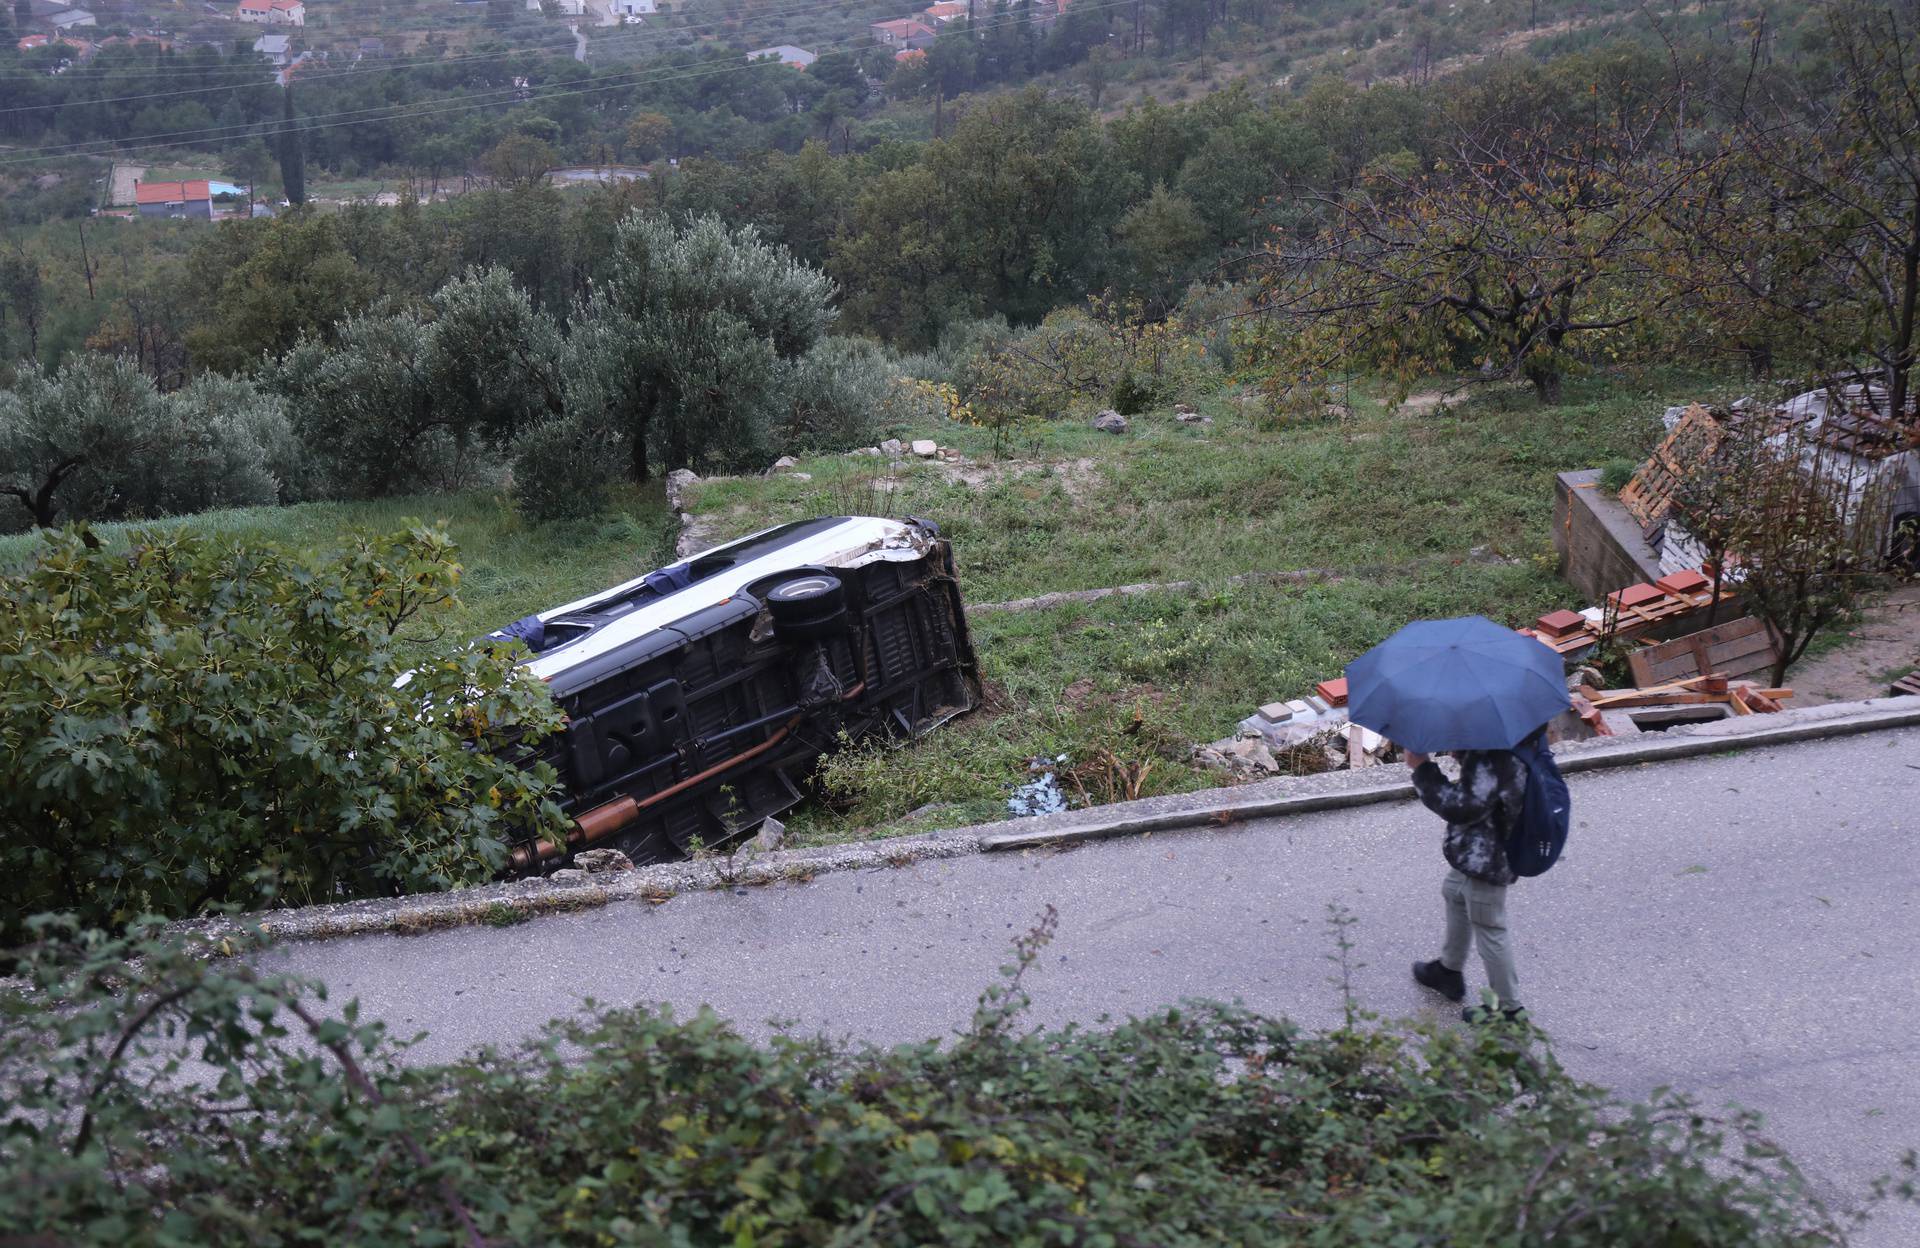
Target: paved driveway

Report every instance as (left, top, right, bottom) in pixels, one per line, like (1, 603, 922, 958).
(273, 729, 1920, 1243)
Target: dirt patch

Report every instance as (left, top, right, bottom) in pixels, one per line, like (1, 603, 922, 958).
(940, 455, 1102, 502)
(1786, 583, 1920, 704)
(109, 162, 145, 207)
(1393, 390, 1451, 416)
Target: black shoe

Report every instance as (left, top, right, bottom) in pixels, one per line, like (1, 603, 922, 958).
(1412, 960, 1466, 1002)
(1461, 1004, 1528, 1025)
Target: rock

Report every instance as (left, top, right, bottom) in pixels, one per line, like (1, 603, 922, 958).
(880, 438, 904, 456)
(1224, 735, 1280, 775)
(1192, 745, 1232, 772)
(853, 446, 882, 457)
(1567, 665, 1605, 693)
(574, 848, 634, 874)
(664, 468, 700, 505)
(911, 439, 939, 457)
(549, 868, 588, 883)
(754, 817, 787, 852)
(1175, 410, 1212, 425)
(770, 455, 800, 472)
(787, 472, 812, 482)
(1091, 410, 1129, 434)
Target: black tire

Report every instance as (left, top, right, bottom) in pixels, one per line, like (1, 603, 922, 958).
(766, 574, 847, 640)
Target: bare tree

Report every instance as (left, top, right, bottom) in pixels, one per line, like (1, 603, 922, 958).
(1673, 413, 1894, 686)
(1253, 83, 1714, 405)
(1728, 1, 1920, 429)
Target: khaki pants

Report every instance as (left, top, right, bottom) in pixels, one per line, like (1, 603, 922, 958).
(1441, 868, 1522, 1009)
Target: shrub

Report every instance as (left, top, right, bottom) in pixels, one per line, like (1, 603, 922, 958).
(0, 525, 569, 941)
(776, 334, 897, 453)
(960, 298, 1220, 428)
(0, 912, 1895, 1246)
(512, 414, 620, 522)
(1599, 457, 1637, 493)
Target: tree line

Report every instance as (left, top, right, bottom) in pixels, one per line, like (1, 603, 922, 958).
(2, 212, 890, 530)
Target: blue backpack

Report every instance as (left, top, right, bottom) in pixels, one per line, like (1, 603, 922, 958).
(1506, 733, 1571, 877)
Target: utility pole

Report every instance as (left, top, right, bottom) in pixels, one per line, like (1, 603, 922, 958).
(75, 219, 94, 300)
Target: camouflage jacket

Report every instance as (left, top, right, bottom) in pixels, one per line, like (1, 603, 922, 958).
(1411, 751, 1528, 885)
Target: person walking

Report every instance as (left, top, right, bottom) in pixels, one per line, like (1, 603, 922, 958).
(1404, 743, 1530, 1023)
(1340, 616, 1570, 1027)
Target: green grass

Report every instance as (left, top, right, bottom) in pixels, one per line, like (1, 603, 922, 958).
(696, 367, 1714, 844)
(688, 370, 1687, 602)
(0, 485, 678, 644)
(0, 365, 1716, 851)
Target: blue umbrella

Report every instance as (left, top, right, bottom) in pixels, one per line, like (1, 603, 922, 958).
(1344, 616, 1569, 754)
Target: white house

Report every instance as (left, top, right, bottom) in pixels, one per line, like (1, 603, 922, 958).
(49, 8, 96, 29)
(611, 0, 656, 15)
(253, 31, 290, 65)
(237, 0, 305, 26)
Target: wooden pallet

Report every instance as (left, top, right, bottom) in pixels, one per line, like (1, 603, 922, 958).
(1892, 671, 1920, 698)
(1627, 617, 1780, 687)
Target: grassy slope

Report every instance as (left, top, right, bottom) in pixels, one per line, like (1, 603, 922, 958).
(687, 368, 1710, 842)
(0, 485, 679, 645)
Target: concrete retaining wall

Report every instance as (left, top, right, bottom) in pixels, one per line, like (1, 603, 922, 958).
(1554, 468, 1663, 603)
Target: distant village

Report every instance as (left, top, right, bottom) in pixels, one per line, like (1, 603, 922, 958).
(12, 0, 1080, 224)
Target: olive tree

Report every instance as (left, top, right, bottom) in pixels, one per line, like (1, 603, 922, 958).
(275, 267, 565, 498)
(0, 357, 295, 530)
(570, 213, 837, 482)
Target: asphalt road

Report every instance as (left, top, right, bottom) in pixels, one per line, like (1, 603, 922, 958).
(271, 729, 1920, 1243)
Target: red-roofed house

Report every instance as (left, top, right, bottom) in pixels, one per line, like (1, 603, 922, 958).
(922, 1, 968, 23)
(238, 0, 305, 26)
(894, 47, 926, 63)
(135, 179, 213, 219)
(869, 17, 935, 49)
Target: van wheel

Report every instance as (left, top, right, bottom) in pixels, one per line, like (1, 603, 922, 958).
(767, 574, 846, 639)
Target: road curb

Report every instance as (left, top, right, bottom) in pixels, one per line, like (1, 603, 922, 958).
(190, 696, 1919, 946)
(974, 696, 1920, 853)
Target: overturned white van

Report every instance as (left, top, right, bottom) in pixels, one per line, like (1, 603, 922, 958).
(490, 516, 980, 872)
